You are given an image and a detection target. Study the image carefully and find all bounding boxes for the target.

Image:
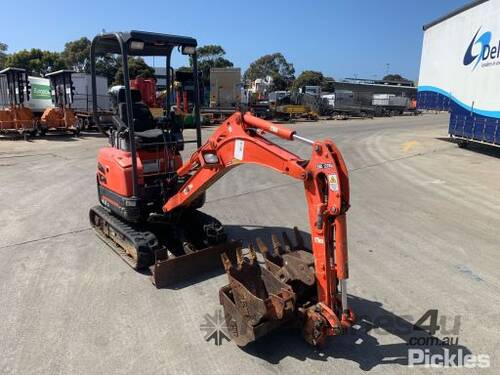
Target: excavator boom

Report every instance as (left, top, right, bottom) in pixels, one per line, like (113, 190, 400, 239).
(163, 112, 354, 345)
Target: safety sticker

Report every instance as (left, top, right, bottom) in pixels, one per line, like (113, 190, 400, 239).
(314, 236, 324, 244)
(183, 184, 193, 195)
(234, 139, 245, 160)
(328, 174, 339, 192)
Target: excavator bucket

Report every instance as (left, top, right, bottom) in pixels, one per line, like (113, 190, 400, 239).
(219, 228, 318, 346)
(151, 240, 241, 288)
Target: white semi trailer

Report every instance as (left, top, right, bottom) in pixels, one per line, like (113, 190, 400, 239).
(72, 73, 110, 113)
(418, 0, 500, 147)
(209, 67, 241, 108)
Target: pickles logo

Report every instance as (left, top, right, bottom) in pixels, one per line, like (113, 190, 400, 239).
(31, 84, 51, 100)
(463, 27, 499, 70)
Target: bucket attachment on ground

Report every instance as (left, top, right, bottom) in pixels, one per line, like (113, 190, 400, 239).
(219, 246, 296, 346)
(256, 231, 316, 287)
(219, 227, 324, 346)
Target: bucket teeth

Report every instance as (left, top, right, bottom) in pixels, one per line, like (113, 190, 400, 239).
(221, 252, 232, 271)
(248, 244, 257, 263)
(236, 246, 244, 269)
(281, 232, 293, 253)
(293, 226, 306, 250)
(271, 233, 283, 255)
(256, 237, 269, 255)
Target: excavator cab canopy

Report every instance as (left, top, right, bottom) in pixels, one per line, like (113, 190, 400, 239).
(90, 31, 201, 136)
(92, 30, 197, 57)
(90, 30, 202, 198)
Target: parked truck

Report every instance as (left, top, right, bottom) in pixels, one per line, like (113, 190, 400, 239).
(71, 73, 111, 130)
(209, 67, 241, 108)
(418, 0, 500, 148)
(372, 93, 409, 115)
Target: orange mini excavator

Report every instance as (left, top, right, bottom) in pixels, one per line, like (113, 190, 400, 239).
(89, 31, 354, 347)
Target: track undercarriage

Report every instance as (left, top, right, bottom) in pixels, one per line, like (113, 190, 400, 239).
(89, 205, 240, 287)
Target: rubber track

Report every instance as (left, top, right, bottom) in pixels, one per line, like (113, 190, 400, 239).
(89, 205, 157, 270)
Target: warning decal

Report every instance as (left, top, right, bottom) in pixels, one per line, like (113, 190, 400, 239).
(234, 139, 245, 160)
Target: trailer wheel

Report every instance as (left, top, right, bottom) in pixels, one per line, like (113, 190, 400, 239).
(77, 117, 85, 131)
(457, 140, 468, 148)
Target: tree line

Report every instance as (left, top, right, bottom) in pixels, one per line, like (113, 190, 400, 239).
(0, 37, 409, 90)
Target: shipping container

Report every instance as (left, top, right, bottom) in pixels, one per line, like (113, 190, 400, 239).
(418, 0, 500, 147)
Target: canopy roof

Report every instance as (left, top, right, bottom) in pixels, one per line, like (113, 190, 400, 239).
(93, 30, 197, 56)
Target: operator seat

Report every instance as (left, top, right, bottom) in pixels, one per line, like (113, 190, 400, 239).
(117, 88, 155, 132)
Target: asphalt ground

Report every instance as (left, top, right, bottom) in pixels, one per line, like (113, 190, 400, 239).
(1, 113, 499, 374)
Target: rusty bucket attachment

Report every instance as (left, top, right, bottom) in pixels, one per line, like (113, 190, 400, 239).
(151, 240, 241, 288)
(219, 227, 323, 346)
(219, 246, 296, 346)
(256, 230, 315, 287)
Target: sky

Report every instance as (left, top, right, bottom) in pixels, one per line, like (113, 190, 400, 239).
(0, 0, 472, 81)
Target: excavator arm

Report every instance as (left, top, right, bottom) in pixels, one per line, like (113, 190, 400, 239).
(164, 112, 354, 345)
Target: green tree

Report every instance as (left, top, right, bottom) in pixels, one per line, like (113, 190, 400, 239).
(62, 37, 91, 72)
(5, 49, 67, 76)
(322, 76, 335, 92)
(244, 53, 295, 90)
(192, 45, 233, 86)
(95, 55, 120, 85)
(383, 74, 409, 82)
(292, 70, 324, 91)
(113, 57, 155, 85)
(0, 42, 8, 70)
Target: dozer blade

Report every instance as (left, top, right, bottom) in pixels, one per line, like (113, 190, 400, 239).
(151, 240, 241, 288)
